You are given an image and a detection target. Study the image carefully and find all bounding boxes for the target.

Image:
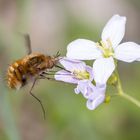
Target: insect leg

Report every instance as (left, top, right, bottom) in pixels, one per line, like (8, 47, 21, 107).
(39, 74, 55, 81)
(54, 65, 71, 73)
(24, 34, 32, 54)
(29, 77, 46, 119)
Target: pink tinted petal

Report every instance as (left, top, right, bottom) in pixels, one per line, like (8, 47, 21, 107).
(66, 39, 102, 60)
(86, 84, 106, 110)
(114, 42, 140, 62)
(96, 84, 106, 94)
(86, 93, 105, 110)
(59, 57, 86, 71)
(74, 87, 80, 94)
(55, 70, 78, 84)
(102, 15, 126, 49)
(75, 80, 95, 99)
(93, 57, 115, 84)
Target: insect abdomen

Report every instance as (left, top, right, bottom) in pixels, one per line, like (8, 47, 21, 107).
(7, 61, 27, 89)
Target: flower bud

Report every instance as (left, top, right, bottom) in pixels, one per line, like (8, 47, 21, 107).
(104, 95, 111, 103)
(107, 73, 117, 85)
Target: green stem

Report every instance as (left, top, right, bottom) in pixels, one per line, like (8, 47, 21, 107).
(115, 71, 123, 94)
(115, 70, 140, 108)
(120, 92, 140, 108)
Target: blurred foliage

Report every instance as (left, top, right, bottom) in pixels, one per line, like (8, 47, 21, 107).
(0, 0, 140, 140)
(127, 0, 140, 9)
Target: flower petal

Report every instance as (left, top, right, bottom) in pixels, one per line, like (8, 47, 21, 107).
(74, 80, 95, 99)
(85, 66, 94, 81)
(86, 93, 105, 110)
(101, 15, 126, 49)
(55, 70, 78, 84)
(114, 42, 140, 62)
(74, 87, 80, 94)
(86, 84, 106, 110)
(59, 57, 86, 71)
(66, 39, 102, 60)
(93, 57, 115, 84)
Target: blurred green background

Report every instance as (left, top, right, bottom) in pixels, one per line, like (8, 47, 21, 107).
(0, 0, 140, 140)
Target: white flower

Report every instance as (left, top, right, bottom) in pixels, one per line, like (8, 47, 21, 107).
(66, 15, 140, 85)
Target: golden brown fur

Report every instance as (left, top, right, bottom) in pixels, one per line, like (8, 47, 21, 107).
(7, 53, 58, 89)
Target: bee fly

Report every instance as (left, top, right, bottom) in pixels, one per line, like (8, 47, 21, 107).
(7, 34, 60, 119)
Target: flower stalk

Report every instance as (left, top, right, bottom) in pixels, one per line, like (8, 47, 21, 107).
(116, 70, 140, 108)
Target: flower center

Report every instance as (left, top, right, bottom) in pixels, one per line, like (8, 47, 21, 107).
(96, 38, 114, 58)
(73, 70, 90, 80)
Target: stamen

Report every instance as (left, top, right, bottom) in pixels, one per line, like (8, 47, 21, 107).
(96, 42, 104, 51)
(73, 70, 90, 80)
(96, 38, 114, 58)
(107, 38, 112, 46)
(100, 40, 107, 48)
(106, 38, 113, 51)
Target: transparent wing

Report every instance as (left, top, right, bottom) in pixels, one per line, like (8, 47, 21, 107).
(24, 34, 32, 54)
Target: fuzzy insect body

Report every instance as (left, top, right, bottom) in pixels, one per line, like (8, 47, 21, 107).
(7, 53, 58, 90)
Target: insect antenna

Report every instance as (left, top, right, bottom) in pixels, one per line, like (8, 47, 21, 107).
(29, 77, 46, 119)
